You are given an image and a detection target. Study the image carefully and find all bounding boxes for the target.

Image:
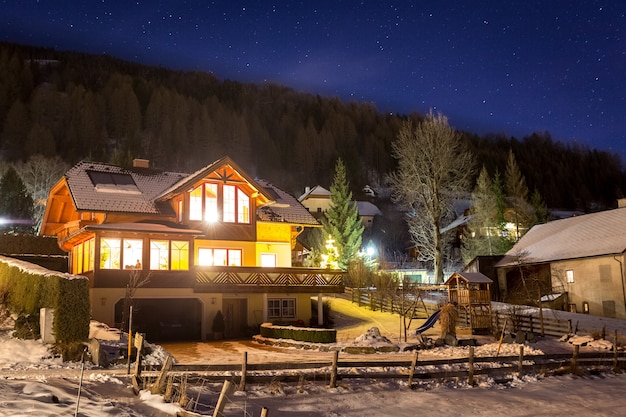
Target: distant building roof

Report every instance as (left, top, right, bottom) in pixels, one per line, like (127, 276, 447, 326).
(496, 207, 626, 267)
(298, 185, 331, 201)
(356, 201, 382, 217)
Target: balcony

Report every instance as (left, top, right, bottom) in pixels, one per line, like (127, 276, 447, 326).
(194, 265, 345, 294)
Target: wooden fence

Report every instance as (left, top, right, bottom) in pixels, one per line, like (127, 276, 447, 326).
(345, 287, 573, 338)
(138, 344, 626, 416)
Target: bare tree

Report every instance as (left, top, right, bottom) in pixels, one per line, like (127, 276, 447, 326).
(387, 112, 474, 283)
(15, 154, 69, 232)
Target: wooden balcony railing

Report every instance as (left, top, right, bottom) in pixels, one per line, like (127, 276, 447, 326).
(194, 266, 345, 293)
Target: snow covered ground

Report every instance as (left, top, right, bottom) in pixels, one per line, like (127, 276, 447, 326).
(2, 316, 626, 416)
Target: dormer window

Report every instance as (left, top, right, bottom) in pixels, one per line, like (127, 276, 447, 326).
(189, 182, 250, 224)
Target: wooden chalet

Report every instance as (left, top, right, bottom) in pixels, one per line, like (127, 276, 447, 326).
(40, 156, 344, 341)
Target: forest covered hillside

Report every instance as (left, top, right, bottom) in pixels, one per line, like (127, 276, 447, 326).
(1, 42, 624, 211)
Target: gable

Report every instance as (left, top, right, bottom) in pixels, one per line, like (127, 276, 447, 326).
(157, 156, 272, 207)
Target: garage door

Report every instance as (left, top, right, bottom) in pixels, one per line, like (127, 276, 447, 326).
(115, 298, 202, 342)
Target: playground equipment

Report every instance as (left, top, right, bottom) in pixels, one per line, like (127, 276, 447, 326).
(415, 310, 441, 335)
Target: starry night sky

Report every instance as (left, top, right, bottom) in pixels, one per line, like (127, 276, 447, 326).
(1, 1, 625, 160)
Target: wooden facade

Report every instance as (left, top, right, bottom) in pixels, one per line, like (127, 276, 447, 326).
(40, 156, 345, 342)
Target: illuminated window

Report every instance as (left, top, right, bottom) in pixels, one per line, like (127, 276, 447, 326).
(260, 253, 276, 267)
(238, 188, 250, 223)
(150, 240, 169, 270)
(189, 186, 203, 220)
(205, 183, 218, 222)
(566, 269, 574, 283)
(198, 248, 214, 266)
(228, 249, 241, 266)
(223, 185, 236, 222)
(84, 238, 94, 272)
(73, 244, 83, 273)
(268, 298, 296, 319)
(171, 241, 189, 270)
(197, 248, 242, 266)
(213, 249, 228, 266)
(100, 238, 121, 269)
(123, 239, 143, 269)
(177, 200, 183, 222)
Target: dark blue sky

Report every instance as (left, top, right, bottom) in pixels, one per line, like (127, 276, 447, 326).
(1, 1, 625, 159)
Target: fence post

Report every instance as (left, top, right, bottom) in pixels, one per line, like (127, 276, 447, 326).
(518, 345, 524, 376)
(239, 352, 247, 391)
(613, 330, 620, 372)
(260, 407, 269, 417)
(212, 380, 234, 417)
(329, 350, 339, 388)
(468, 346, 475, 386)
(407, 350, 418, 388)
(570, 345, 580, 374)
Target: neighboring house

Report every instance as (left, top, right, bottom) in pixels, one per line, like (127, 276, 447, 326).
(495, 203, 626, 319)
(298, 185, 382, 228)
(39, 157, 344, 341)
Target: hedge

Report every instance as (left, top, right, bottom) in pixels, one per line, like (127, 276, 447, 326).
(0, 255, 89, 343)
(260, 322, 336, 343)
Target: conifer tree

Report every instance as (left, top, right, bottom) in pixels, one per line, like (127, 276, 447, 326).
(505, 149, 533, 240)
(463, 166, 513, 264)
(0, 165, 34, 234)
(322, 158, 364, 270)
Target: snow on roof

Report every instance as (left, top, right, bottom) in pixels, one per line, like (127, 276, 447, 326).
(355, 201, 382, 217)
(256, 180, 320, 226)
(0, 255, 86, 280)
(65, 161, 186, 215)
(298, 185, 331, 201)
(497, 207, 626, 267)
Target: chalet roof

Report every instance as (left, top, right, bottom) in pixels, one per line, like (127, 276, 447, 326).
(496, 207, 626, 267)
(63, 158, 316, 225)
(445, 272, 493, 285)
(65, 161, 186, 215)
(255, 179, 320, 226)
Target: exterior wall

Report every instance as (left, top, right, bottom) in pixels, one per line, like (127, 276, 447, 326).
(257, 222, 291, 242)
(255, 241, 292, 267)
(91, 287, 314, 340)
(194, 239, 257, 265)
(551, 255, 626, 319)
(300, 196, 331, 214)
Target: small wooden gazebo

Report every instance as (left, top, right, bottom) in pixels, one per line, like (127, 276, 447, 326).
(445, 272, 493, 334)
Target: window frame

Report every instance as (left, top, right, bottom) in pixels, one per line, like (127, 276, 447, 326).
(268, 298, 296, 320)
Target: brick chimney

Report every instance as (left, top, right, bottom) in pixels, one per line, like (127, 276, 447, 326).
(133, 159, 149, 168)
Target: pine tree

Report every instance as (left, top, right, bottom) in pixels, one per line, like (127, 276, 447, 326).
(0, 165, 34, 234)
(322, 158, 364, 270)
(463, 166, 514, 264)
(505, 149, 533, 240)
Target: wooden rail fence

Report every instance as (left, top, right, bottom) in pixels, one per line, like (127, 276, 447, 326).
(138, 344, 626, 415)
(344, 288, 573, 338)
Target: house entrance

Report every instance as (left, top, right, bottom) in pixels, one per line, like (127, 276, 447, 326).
(222, 298, 248, 339)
